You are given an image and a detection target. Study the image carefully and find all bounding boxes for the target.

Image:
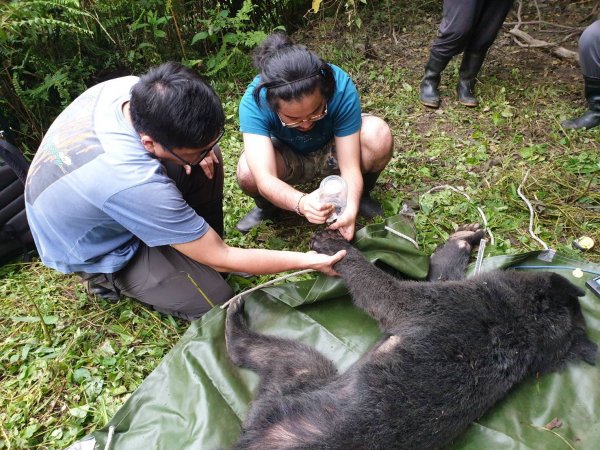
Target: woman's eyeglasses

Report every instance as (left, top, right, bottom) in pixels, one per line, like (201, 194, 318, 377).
(164, 128, 225, 167)
(277, 104, 327, 128)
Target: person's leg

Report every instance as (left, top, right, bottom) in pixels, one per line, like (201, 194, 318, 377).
(431, 0, 481, 59)
(358, 115, 393, 219)
(580, 20, 600, 79)
(421, 0, 480, 108)
(457, 0, 513, 106)
(84, 147, 229, 311)
(164, 145, 225, 237)
(563, 20, 600, 130)
(111, 243, 233, 320)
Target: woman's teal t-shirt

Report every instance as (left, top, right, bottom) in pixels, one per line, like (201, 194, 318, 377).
(239, 64, 362, 155)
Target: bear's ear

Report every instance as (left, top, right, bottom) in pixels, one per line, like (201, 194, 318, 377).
(570, 335, 598, 366)
(549, 273, 585, 298)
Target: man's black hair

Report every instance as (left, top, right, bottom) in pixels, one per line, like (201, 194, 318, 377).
(129, 61, 224, 149)
(252, 32, 336, 110)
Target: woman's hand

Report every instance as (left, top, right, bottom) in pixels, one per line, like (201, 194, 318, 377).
(300, 191, 334, 224)
(328, 210, 356, 241)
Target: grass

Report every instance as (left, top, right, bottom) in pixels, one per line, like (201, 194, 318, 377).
(0, 263, 185, 448)
(1, 2, 599, 449)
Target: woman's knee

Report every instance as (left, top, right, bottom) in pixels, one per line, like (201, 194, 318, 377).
(236, 153, 259, 195)
(360, 116, 393, 172)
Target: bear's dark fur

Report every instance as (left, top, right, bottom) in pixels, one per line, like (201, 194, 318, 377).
(225, 225, 597, 450)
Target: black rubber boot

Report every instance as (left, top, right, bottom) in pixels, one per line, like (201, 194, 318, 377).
(562, 76, 600, 130)
(84, 281, 120, 301)
(235, 196, 279, 234)
(419, 52, 451, 108)
(81, 273, 121, 302)
(457, 51, 487, 107)
(359, 171, 384, 219)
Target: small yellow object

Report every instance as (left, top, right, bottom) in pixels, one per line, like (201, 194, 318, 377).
(572, 268, 584, 278)
(573, 236, 595, 251)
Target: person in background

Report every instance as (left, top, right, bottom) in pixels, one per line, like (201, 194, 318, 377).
(420, 0, 514, 108)
(562, 20, 600, 130)
(25, 62, 344, 321)
(235, 32, 393, 240)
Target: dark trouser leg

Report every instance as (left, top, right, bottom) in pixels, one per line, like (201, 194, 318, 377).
(431, 0, 483, 59)
(457, 0, 514, 106)
(359, 170, 384, 219)
(80, 272, 121, 301)
(462, 0, 513, 55)
(83, 243, 234, 320)
(113, 244, 233, 320)
(562, 76, 600, 130)
(579, 20, 600, 79)
(164, 145, 225, 237)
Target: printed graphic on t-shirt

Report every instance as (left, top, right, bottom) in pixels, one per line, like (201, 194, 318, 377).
(26, 85, 106, 203)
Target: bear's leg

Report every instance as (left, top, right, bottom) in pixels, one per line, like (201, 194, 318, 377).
(226, 297, 337, 396)
(310, 230, 412, 324)
(427, 223, 485, 281)
(310, 227, 484, 327)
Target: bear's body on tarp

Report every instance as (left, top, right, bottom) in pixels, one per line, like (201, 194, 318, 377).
(225, 226, 597, 450)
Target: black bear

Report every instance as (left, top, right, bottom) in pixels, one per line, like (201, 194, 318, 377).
(225, 225, 597, 450)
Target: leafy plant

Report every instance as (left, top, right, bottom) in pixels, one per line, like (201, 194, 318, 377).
(191, 0, 269, 75)
(0, 0, 99, 148)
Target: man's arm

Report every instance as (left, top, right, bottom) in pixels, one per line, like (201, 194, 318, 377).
(172, 228, 345, 276)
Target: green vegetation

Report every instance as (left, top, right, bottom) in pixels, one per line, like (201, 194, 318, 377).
(1, 1, 598, 448)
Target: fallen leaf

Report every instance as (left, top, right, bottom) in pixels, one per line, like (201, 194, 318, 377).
(545, 417, 562, 430)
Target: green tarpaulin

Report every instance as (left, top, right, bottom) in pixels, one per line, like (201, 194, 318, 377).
(74, 215, 600, 450)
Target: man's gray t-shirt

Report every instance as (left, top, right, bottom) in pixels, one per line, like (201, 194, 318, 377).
(25, 76, 208, 274)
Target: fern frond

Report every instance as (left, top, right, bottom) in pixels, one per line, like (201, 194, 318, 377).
(18, 0, 92, 18)
(12, 18, 93, 35)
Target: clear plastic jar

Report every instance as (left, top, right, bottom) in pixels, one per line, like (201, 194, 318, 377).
(318, 175, 347, 223)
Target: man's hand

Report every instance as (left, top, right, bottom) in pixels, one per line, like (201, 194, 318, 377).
(328, 210, 355, 241)
(306, 249, 346, 276)
(198, 149, 219, 179)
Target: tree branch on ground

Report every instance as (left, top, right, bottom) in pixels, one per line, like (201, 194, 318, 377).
(506, 0, 581, 63)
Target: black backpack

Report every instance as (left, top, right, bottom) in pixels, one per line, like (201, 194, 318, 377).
(0, 132, 36, 265)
